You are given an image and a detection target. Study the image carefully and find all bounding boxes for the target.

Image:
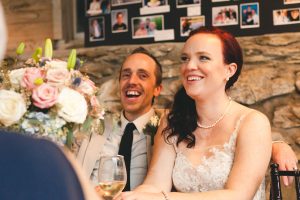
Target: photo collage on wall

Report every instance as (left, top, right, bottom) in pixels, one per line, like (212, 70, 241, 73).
(85, 0, 205, 45)
(211, 2, 260, 29)
(273, 0, 300, 26)
(84, 0, 300, 47)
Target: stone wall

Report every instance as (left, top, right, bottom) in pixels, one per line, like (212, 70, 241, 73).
(74, 32, 300, 158)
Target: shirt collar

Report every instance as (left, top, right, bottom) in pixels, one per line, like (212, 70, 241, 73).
(121, 108, 155, 135)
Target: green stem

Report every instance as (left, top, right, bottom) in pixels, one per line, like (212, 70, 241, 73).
(66, 126, 73, 150)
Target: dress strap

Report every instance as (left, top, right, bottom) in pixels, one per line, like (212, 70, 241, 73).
(228, 110, 254, 145)
(172, 137, 179, 153)
(226, 110, 253, 148)
(234, 110, 254, 133)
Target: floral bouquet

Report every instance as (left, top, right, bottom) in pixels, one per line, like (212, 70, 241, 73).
(0, 39, 105, 151)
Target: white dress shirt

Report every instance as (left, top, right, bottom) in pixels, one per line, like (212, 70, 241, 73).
(90, 108, 155, 190)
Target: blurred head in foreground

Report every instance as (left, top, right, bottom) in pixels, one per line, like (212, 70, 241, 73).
(0, 2, 7, 61)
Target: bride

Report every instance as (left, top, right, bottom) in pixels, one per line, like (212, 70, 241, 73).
(115, 26, 271, 200)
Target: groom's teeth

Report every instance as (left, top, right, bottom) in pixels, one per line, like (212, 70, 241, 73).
(126, 90, 141, 97)
(127, 91, 139, 95)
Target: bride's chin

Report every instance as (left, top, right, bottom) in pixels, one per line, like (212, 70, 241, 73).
(185, 89, 198, 99)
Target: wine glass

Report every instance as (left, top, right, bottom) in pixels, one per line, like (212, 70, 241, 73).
(96, 155, 127, 200)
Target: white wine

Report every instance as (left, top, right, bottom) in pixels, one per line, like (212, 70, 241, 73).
(96, 181, 125, 199)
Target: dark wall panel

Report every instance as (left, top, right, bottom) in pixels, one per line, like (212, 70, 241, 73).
(84, 0, 300, 47)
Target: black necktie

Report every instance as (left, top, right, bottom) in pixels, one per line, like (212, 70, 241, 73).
(118, 123, 135, 191)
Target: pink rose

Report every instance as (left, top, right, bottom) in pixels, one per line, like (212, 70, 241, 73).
(90, 95, 105, 119)
(32, 83, 58, 109)
(90, 95, 100, 108)
(21, 67, 44, 90)
(77, 79, 97, 96)
(46, 68, 70, 87)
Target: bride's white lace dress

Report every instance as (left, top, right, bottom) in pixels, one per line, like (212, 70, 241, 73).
(172, 115, 265, 200)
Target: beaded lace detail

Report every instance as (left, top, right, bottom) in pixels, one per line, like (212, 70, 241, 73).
(172, 115, 265, 200)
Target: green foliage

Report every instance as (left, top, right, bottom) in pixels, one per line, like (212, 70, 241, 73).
(32, 47, 43, 62)
(66, 124, 73, 150)
(81, 116, 93, 133)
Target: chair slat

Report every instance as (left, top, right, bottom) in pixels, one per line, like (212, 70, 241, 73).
(295, 174, 300, 200)
(270, 163, 282, 200)
(270, 163, 300, 200)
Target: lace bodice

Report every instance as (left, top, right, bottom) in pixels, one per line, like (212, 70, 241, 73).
(172, 115, 265, 200)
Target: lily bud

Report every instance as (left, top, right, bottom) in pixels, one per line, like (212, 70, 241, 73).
(44, 38, 53, 59)
(16, 42, 25, 55)
(67, 49, 77, 70)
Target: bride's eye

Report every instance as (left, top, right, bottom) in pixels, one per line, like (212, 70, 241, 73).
(199, 56, 210, 61)
(180, 55, 190, 63)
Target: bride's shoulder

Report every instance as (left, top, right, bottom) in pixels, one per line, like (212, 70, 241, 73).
(243, 108, 269, 124)
(232, 101, 267, 119)
(234, 110, 271, 141)
(232, 103, 270, 130)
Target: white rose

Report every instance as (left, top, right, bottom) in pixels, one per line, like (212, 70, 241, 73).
(46, 60, 68, 69)
(56, 87, 87, 124)
(8, 68, 26, 89)
(0, 90, 26, 126)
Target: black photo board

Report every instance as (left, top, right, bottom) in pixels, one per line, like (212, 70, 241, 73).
(84, 0, 300, 47)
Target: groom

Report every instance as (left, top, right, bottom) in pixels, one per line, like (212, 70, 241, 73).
(76, 47, 163, 190)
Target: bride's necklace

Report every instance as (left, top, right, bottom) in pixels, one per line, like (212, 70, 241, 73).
(197, 98, 232, 129)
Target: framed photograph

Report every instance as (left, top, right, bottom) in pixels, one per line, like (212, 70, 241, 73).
(86, 0, 111, 16)
(284, 0, 300, 4)
(132, 15, 164, 39)
(111, 0, 141, 6)
(212, 0, 238, 2)
(140, 0, 170, 15)
(180, 16, 205, 37)
(240, 3, 260, 29)
(212, 0, 230, 2)
(143, 0, 167, 7)
(273, 8, 300, 25)
(111, 9, 128, 33)
(89, 17, 105, 41)
(177, 0, 201, 8)
(212, 5, 238, 26)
